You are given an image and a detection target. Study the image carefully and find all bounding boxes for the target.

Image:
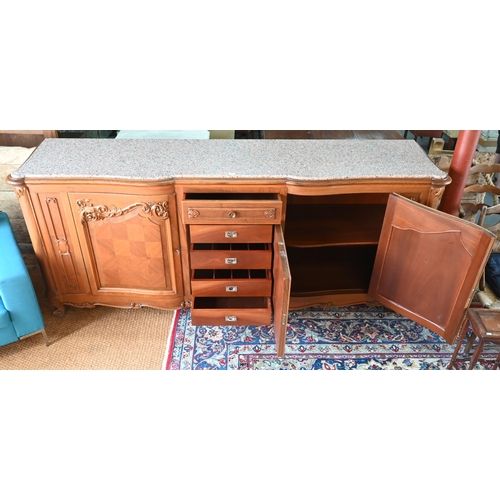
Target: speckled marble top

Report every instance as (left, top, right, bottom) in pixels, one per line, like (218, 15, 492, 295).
(11, 138, 447, 182)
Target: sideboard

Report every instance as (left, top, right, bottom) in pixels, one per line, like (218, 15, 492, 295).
(7, 139, 495, 356)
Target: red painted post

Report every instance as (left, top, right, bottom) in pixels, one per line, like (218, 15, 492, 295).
(439, 130, 481, 215)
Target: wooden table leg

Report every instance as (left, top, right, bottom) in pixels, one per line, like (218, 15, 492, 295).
(464, 330, 477, 355)
(493, 350, 500, 370)
(447, 317, 470, 369)
(468, 339, 484, 370)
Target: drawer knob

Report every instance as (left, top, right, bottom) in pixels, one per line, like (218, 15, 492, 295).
(225, 315, 237, 322)
(227, 211, 237, 218)
(226, 286, 238, 292)
(225, 231, 238, 238)
(225, 258, 237, 265)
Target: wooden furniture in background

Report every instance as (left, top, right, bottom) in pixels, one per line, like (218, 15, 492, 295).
(447, 308, 500, 369)
(478, 130, 500, 150)
(352, 130, 403, 140)
(476, 200, 500, 291)
(443, 130, 460, 150)
(263, 131, 354, 139)
(0, 130, 57, 148)
(404, 130, 443, 146)
(262, 131, 403, 140)
(429, 137, 454, 156)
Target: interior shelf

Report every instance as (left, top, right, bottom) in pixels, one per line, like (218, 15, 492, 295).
(185, 193, 278, 200)
(192, 243, 268, 251)
(285, 203, 386, 247)
(193, 269, 269, 279)
(287, 245, 377, 296)
(193, 296, 269, 309)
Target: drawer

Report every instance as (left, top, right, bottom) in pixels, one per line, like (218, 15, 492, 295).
(191, 296, 271, 326)
(190, 243, 272, 269)
(191, 269, 272, 296)
(183, 199, 282, 225)
(190, 224, 272, 244)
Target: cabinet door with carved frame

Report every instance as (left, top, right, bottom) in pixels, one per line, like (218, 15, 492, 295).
(68, 189, 184, 309)
(369, 193, 495, 344)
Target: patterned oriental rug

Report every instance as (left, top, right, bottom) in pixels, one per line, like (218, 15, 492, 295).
(165, 304, 498, 370)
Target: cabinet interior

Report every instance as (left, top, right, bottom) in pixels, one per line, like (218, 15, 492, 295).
(184, 193, 279, 200)
(193, 296, 269, 309)
(284, 193, 388, 296)
(192, 243, 269, 251)
(192, 269, 269, 279)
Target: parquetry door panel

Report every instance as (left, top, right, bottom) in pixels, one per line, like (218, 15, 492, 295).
(69, 192, 180, 297)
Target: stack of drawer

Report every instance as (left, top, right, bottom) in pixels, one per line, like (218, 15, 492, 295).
(182, 195, 282, 326)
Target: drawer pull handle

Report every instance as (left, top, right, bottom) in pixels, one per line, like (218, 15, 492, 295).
(227, 211, 237, 218)
(225, 231, 238, 238)
(225, 315, 237, 322)
(226, 286, 238, 292)
(225, 258, 237, 264)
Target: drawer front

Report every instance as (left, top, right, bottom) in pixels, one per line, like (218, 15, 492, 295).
(191, 277, 272, 297)
(183, 200, 282, 224)
(190, 249, 272, 269)
(190, 224, 272, 243)
(191, 297, 271, 326)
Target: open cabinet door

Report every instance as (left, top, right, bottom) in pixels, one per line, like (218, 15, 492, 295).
(369, 193, 495, 344)
(273, 224, 291, 357)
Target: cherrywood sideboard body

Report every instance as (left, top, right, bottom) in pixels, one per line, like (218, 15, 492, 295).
(8, 138, 494, 356)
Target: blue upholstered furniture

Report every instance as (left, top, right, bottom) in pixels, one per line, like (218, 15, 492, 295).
(0, 211, 47, 348)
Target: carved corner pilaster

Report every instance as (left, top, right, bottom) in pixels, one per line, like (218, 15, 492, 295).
(5, 173, 25, 188)
(14, 186, 28, 198)
(430, 175, 452, 209)
(5, 174, 28, 199)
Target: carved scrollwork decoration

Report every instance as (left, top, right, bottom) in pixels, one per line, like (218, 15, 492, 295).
(77, 198, 169, 223)
(264, 208, 276, 219)
(65, 301, 145, 310)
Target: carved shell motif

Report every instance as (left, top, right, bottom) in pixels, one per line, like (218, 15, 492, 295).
(77, 198, 170, 222)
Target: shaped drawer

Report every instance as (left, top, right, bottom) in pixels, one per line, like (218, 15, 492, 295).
(190, 243, 272, 269)
(191, 269, 272, 296)
(190, 224, 272, 244)
(183, 199, 282, 225)
(191, 296, 271, 326)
